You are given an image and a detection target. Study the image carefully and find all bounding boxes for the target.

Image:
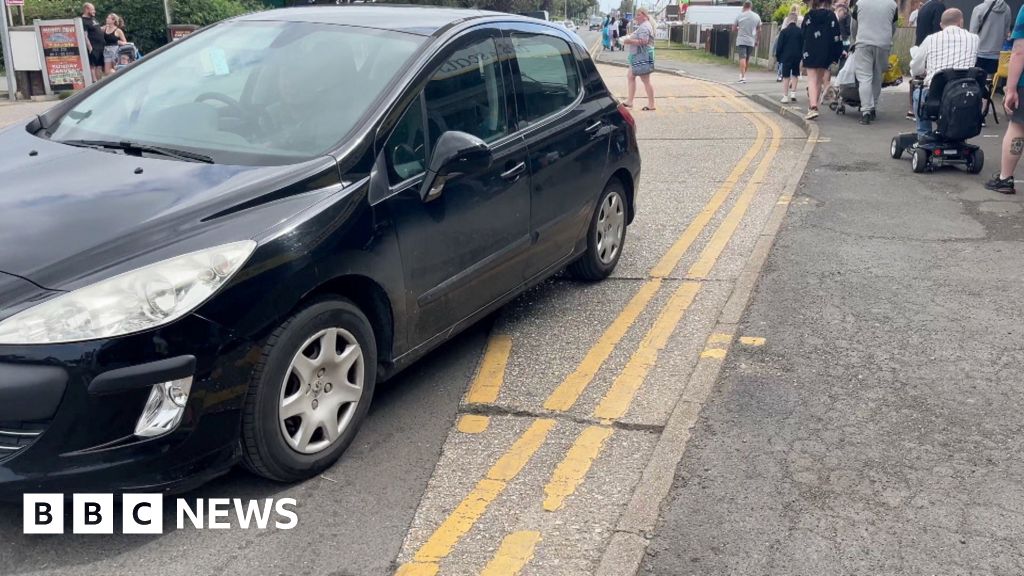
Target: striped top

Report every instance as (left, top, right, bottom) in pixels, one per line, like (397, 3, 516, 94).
(910, 25, 980, 85)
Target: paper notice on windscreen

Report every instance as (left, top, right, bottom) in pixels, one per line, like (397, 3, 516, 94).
(199, 48, 230, 76)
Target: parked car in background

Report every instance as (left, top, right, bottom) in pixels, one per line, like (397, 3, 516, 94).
(0, 5, 640, 496)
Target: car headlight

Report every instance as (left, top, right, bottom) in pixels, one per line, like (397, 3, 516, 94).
(0, 241, 256, 345)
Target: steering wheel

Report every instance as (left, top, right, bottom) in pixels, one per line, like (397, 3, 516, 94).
(194, 92, 246, 118)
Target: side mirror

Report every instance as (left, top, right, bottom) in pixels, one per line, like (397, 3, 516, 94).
(419, 131, 492, 202)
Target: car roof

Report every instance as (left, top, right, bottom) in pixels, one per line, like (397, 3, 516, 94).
(234, 5, 507, 36)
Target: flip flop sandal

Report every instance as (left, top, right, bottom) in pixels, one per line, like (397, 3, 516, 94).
(621, 102, 633, 108)
(642, 106, 656, 111)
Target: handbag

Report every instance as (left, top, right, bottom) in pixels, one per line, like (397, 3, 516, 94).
(629, 28, 655, 76)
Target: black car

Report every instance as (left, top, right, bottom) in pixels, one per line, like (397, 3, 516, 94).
(0, 5, 639, 495)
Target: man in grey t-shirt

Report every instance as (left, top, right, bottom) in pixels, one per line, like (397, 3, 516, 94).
(734, 1, 762, 83)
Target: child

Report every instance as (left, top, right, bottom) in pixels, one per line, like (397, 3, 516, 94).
(775, 6, 803, 103)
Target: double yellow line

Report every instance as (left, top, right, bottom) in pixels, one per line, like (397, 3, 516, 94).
(398, 82, 784, 576)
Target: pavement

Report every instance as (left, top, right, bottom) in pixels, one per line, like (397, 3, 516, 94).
(597, 43, 1024, 575)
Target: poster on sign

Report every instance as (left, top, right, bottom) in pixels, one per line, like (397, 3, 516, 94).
(34, 18, 92, 94)
(6, 0, 25, 6)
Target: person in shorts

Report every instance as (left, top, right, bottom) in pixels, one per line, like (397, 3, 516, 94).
(734, 1, 762, 83)
(774, 7, 803, 103)
(985, 4, 1024, 194)
(80, 3, 104, 82)
(102, 13, 127, 77)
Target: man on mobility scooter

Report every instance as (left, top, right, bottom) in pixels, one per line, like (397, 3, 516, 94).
(892, 8, 986, 173)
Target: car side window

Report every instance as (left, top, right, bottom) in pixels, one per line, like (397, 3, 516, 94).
(385, 98, 427, 184)
(511, 34, 581, 124)
(424, 37, 508, 145)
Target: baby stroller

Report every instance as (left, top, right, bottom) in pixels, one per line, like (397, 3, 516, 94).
(890, 68, 987, 174)
(828, 54, 904, 115)
(113, 43, 141, 72)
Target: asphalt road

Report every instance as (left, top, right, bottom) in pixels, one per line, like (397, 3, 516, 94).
(0, 37, 811, 576)
(635, 50, 1024, 575)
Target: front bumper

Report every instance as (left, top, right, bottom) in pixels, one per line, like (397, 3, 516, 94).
(0, 314, 259, 499)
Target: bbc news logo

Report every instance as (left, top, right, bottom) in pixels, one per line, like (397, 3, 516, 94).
(23, 494, 298, 534)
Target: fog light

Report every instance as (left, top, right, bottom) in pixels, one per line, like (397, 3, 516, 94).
(134, 377, 193, 438)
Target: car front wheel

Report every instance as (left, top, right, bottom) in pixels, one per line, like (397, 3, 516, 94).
(241, 298, 377, 482)
(569, 179, 629, 281)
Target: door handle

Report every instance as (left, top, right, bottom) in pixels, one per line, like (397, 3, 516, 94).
(585, 121, 603, 134)
(500, 161, 527, 181)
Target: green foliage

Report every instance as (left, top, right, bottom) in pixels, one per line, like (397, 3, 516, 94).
(771, 1, 806, 23)
(19, 0, 271, 55)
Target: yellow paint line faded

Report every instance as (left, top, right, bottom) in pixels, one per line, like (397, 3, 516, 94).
(543, 426, 614, 511)
(405, 419, 556, 566)
(649, 114, 767, 279)
(707, 333, 732, 344)
(465, 334, 513, 405)
(699, 348, 727, 359)
(686, 100, 783, 280)
(739, 336, 766, 346)
(394, 562, 439, 576)
(593, 282, 702, 420)
(457, 414, 490, 434)
(543, 278, 662, 412)
(480, 531, 542, 576)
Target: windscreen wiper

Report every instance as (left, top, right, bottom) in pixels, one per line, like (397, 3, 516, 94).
(61, 139, 214, 164)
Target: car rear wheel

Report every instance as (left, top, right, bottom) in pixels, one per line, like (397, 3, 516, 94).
(241, 298, 376, 482)
(569, 179, 628, 281)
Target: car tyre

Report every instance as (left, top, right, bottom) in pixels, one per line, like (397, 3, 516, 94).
(569, 179, 628, 281)
(241, 297, 377, 482)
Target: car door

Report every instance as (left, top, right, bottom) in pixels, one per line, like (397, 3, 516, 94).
(380, 29, 531, 345)
(506, 25, 611, 279)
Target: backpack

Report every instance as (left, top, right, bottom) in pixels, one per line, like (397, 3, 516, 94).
(938, 78, 984, 140)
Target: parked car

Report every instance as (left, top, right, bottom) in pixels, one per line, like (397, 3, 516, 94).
(0, 5, 640, 495)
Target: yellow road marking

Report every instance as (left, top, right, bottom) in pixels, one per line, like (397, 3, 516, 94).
(394, 562, 438, 576)
(465, 334, 513, 404)
(403, 419, 555, 568)
(457, 415, 490, 434)
(699, 348, 728, 359)
(687, 98, 783, 280)
(739, 336, 766, 346)
(707, 332, 732, 344)
(480, 531, 542, 576)
(650, 112, 767, 279)
(402, 80, 782, 568)
(593, 282, 701, 420)
(543, 426, 615, 511)
(543, 279, 661, 412)
(544, 92, 766, 414)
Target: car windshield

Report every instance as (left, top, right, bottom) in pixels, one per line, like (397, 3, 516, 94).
(47, 21, 425, 165)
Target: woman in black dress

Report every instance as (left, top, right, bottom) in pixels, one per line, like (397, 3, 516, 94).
(802, 0, 844, 119)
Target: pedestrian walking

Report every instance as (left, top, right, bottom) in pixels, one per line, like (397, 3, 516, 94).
(623, 7, 656, 111)
(734, 1, 762, 83)
(852, 0, 898, 124)
(776, 6, 804, 103)
(803, 0, 844, 119)
(984, 2, 1024, 194)
(602, 16, 612, 51)
(102, 14, 127, 77)
(618, 16, 628, 48)
(970, 0, 1012, 76)
(916, 0, 946, 46)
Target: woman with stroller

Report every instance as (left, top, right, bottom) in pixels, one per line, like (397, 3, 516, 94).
(802, 0, 844, 119)
(102, 13, 127, 77)
(775, 6, 803, 103)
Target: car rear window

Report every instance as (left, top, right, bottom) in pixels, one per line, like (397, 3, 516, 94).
(47, 21, 425, 165)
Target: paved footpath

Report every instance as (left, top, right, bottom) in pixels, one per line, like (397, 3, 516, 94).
(601, 48, 1024, 575)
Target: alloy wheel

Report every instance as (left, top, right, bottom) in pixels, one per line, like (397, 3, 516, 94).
(278, 327, 364, 454)
(596, 191, 625, 264)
